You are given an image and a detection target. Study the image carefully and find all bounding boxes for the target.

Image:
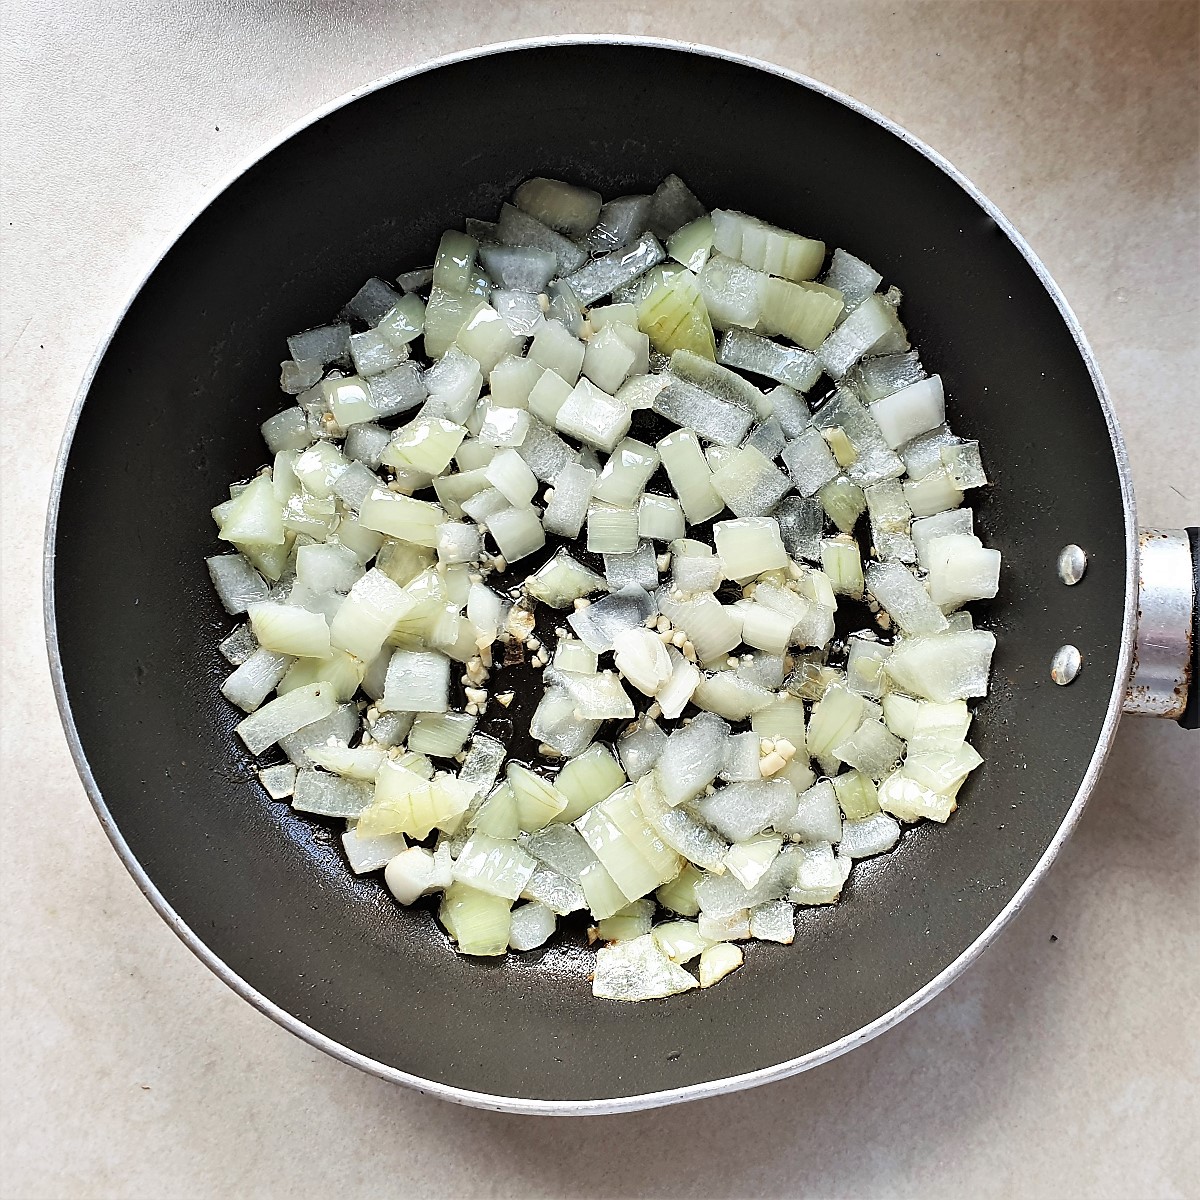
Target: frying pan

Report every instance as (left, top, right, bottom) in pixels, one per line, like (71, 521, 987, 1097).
(44, 38, 1197, 1114)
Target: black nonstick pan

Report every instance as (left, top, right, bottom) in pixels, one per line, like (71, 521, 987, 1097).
(45, 38, 1197, 1114)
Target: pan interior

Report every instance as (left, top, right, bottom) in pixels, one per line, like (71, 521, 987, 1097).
(50, 43, 1129, 1105)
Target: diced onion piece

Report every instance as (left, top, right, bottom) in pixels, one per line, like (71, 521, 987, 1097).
(865, 560, 949, 636)
(654, 713, 729, 807)
(513, 177, 602, 239)
(385, 844, 453, 905)
(595, 898, 656, 942)
(440, 882, 512, 956)
(838, 812, 901, 859)
(380, 648, 450, 713)
(592, 934, 698, 1000)
(657, 429, 724, 523)
(509, 901, 558, 951)
(637, 266, 716, 360)
(885, 630, 996, 702)
(698, 942, 744, 988)
(869, 376, 946, 449)
(486, 505, 546, 563)
(710, 446, 791, 519)
(714, 516, 788, 580)
(613, 627, 673, 696)
(711, 209, 824, 281)
(758, 278, 844, 350)
(234, 682, 336, 755)
(526, 549, 606, 609)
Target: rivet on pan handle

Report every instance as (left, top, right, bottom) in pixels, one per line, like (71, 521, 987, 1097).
(1123, 528, 1199, 727)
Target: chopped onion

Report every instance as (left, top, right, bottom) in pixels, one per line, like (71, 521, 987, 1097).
(209, 173, 1002, 1003)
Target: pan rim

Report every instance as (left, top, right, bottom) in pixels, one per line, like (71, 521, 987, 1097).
(42, 34, 1139, 1116)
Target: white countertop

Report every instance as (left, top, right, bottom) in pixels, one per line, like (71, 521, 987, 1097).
(3, 3, 1198, 1196)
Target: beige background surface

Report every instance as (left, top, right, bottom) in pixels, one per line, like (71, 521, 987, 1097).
(2, 2, 1198, 1197)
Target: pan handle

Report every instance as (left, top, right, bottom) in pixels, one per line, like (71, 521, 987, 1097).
(1123, 528, 1198, 727)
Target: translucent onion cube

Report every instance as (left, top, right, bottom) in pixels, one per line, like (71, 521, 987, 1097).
(789, 842, 852, 905)
(207, 554, 269, 615)
(261, 406, 313, 454)
(526, 550, 606, 609)
(818, 294, 907, 379)
(838, 812, 901, 859)
(646, 174, 706, 239)
(566, 585, 656, 653)
(746, 417, 787, 461)
(782, 428, 840, 497)
(714, 516, 788, 580)
(710, 446, 792, 519)
(718, 327, 821, 392)
(658, 591, 742, 662)
(834, 719, 904, 781)
(292, 769, 374, 819)
(877, 771, 955, 824)
(652, 378, 754, 446)
(419, 349, 481, 422)
(903, 467, 965, 518)
(555, 378, 632, 453)
(618, 716, 668, 781)
(456, 304, 523, 375)
(634, 778, 730, 873)
(654, 713, 730, 807)
(221, 647, 291, 712)
(491, 290, 544, 339)
(529, 686, 601, 758)
(486, 505, 545, 563)
(633, 493, 683, 543)
(869, 375, 946, 449)
(287, 323, 350, 368)
(528, 319, 585, 384)
(658, 429, 724, 523)
(694, 779, 796, 843)
(219, 622, 258, 666)
(477, 402, 530, 448)
(479, 243, 556, 292)
(587, 503, 640, 554)
(343, 422, 391, 470)
(439, 883, 512, 957)
(850, 350, 925, 402)
(514, 176, 602, 239)
(247, 602, 330, 659)
(516, 419, 581, 482)
(865, 560, 949, 636)
(670, 539, 723, 594)
(381, 648, 450, 713)
(712, 209, 824, 281)
(593, 437, 659, 507)
(778, 780, 842, 843)
(699, 254, 765, 330)
(885, 630, 996, 702)
(484, 447, 538, 506)
(811, 389, 905, 488)
(527, 368, 574, 425)
(540, 462, 597, 539)
(279, 358, 323, 396)
(452, 832, 538, 900)
(924, 534, 1001, 610)
(564, 231, 666, 306)
(359, 489, 444, 547)
(234, 681, 337, 755)
(592, 935, 698, 1000)
(589, 195, 653, 254)
(823, 248, 883, 312)
(604, 543, 660, 591)
(758, 277, 844, 350)
(509, 901, 558, 950)
(775, 495, 823, 562)
(764, 388, 814, 441)
(696, 667, 777, 720)
(940, 440, 988, 490)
